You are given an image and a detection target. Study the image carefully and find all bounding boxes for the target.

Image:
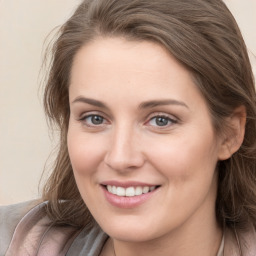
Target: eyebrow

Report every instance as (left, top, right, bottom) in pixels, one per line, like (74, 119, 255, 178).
(139, 99, 189, 109)
(72, 96, 189, 110)
(72, 96, 109, 109)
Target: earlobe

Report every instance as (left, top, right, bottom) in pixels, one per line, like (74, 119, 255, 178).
(218, 105, 246, 161)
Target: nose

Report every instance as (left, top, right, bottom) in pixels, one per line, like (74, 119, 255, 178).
(104, 125, 145, 172)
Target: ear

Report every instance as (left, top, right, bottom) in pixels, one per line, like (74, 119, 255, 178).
(218, 105, 246, 160)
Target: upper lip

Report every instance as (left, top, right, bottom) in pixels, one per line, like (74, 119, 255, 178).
(100, 180, 159, 188)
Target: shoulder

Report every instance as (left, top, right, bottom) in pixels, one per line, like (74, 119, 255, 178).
(0, 200, 41, 255)
(0, 200, 108, 255)
(1, 200, 106, 256)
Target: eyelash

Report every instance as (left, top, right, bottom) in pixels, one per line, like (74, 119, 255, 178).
(79, 113, 108, 127)
(78, 112, 178, 129)
(146, 114, 178, 128)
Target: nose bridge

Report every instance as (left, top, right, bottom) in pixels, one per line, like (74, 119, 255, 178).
(104, 122, 144, 171)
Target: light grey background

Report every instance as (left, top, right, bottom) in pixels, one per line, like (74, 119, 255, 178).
(0, 0, 255, 205)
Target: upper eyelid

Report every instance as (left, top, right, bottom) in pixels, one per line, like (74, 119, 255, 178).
(147, 116, 177, 126)
(144, 112, 180, 129)
(78, 111, 109, 120)
(146, 112, 178, 121)
(79, 114, 109, 128)
(81, 114, 105, 120)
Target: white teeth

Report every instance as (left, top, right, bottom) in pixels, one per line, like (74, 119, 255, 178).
(106, 185, 157, 197)
(107, 185, 111, 193)
(150, 186, 155, 191)
(125, 187, 135, 196)
(142, 186, 149, 193)
(116, 187, 126, 196)
(135, 186, 143, 196)
(112, 186, 117, 194)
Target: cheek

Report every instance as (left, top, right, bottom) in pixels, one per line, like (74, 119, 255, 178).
(67, 129, 105, 207)
(147, 132, 219, 183)
(67, 129, 104, 177)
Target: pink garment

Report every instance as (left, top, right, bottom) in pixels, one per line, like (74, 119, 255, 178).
(5, 203, 80, 256)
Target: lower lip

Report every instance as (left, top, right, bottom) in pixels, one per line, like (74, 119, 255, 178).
(102, 186, 158, 209)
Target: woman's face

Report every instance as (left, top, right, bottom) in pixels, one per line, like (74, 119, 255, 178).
(68, 37, 225, 242)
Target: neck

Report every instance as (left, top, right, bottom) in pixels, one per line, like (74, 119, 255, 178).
(112, 222, 222, 256)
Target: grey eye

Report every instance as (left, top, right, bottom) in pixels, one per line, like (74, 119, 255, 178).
(155, 117, 169, 126)
(86, 115, 104, 125)
(148, 115, 177, 127)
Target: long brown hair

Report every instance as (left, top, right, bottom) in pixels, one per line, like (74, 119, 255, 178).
(43, 0, 256, 230)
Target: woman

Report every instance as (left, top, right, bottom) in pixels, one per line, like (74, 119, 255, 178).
(1, 0, 256, 255)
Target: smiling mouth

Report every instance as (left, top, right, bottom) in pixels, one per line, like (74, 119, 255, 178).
(103, 185, 160, 197)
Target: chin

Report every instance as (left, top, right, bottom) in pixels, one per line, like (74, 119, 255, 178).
(107, 228, 156, 243)
(98, 216, 168, 243)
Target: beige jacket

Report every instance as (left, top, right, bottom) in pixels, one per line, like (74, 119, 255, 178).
(1, 201, 256, 256)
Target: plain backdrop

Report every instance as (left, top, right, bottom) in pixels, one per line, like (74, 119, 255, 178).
(0, 0, 256, 205)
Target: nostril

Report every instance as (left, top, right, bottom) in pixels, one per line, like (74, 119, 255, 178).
(104, 152, 145, 172)
(103, 137, 145, 171)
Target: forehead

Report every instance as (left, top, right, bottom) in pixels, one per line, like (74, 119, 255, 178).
(69, 37, 205, 111)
